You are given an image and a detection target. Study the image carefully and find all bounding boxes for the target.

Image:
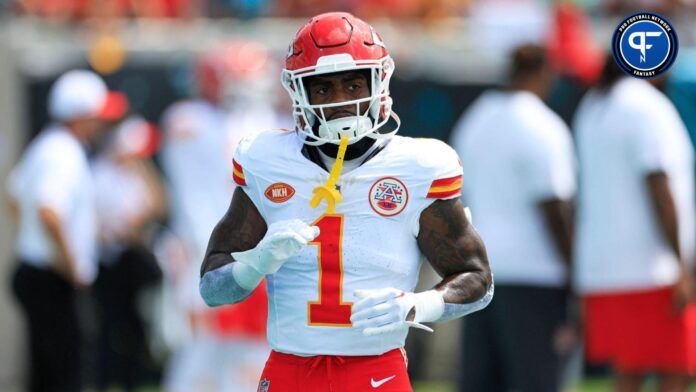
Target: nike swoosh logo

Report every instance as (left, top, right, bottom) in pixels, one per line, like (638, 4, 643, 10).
(371, 375, 396, 388)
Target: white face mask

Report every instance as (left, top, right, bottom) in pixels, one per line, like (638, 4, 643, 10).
(281, 55, 400, 146)
(316, 116, 374, 145)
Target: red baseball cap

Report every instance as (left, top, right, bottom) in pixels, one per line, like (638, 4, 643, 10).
(49, 70, 129, 122)
(98, 91, 129, 121)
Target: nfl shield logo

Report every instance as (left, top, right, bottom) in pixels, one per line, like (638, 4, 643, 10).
(369, 177, 409, 217)
(258, 378, 270, 392)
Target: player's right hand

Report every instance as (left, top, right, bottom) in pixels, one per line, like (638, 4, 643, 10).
(232, 219, 319, 276)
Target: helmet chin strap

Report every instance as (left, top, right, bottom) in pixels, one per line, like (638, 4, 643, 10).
(317, 116, 374, 145)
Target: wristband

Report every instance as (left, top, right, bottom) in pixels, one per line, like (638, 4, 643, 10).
(413, 290, 445, 323)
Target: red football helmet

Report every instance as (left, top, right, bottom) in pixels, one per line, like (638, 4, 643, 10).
(281, 12, 399, 146)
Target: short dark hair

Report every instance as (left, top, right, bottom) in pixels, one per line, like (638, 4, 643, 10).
(509, 44, 548, 82)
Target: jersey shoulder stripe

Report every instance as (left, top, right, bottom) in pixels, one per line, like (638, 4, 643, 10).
(427, 175, 462, 199)
(390, 136, 463, 199)
(232, 129, 297, 186)
(232, 159, 246, 186)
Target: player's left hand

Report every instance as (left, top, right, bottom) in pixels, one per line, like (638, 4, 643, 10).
(351, 288, 434, 336)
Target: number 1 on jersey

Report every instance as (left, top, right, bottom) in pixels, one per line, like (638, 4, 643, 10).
(307, 214, 352, 326)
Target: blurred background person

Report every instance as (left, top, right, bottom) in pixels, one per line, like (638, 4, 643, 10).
(91, 115, 166, 391)
(573, 56, 696, 392)
(158, 41, 280, 392)
(5, 69, 125, 392)
(450, 44, 576, 392)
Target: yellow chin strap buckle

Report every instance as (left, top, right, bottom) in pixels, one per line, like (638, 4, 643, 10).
(310, 135, 349, 214)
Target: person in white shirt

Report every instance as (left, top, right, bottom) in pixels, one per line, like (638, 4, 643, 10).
(92, 116, 165, 390)
(6, 69, 126, 392)
(574, 58, 696, 391)
(450, 44, 576, 392)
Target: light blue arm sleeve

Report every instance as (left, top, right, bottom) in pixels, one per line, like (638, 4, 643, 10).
(437, 281, 494, 323)
(199, 263, 255, 307)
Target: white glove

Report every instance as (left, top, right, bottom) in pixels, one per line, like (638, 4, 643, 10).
(232, 219, 319, 290)
(350, 288, 445, 336)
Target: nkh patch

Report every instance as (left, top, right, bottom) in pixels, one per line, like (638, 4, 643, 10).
(369, 177, 409, 217)
(257, 378, 270, 392)
(265, 182, 295, 203)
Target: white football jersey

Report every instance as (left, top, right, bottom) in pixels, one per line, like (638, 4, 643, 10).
(233, 130, 462, 356)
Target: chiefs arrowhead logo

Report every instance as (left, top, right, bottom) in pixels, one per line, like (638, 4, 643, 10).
(265, 182, 295, 203)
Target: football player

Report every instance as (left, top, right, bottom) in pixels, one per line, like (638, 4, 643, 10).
(200, 12, 493, 392)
